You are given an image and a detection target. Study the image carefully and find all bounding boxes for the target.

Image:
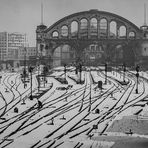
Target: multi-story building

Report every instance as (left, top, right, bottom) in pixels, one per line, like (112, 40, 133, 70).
(0, 32, 27, 68)
(0, 32, 7, 62)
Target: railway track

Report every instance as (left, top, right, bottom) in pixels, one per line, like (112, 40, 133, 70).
(1, 68, 148, 148)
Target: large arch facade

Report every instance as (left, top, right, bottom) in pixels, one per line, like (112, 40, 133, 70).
(36, 9, 145, 67)
(44, 10, 142, 39)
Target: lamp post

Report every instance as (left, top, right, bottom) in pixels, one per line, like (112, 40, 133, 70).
(79, 63, 82, 84)
(64, 64, 66, 81)
(43, 64, 48, 87)
(123, 63, 126, 82)
(135, 65, 140, 94)
(29, 66, 34, 100)
(37, 56, 40, 92)
(40, 44, 44, 65)
(75, 64, 78, 74)
(23, 47, 27, 88)
(0, 75, 2, 83)
(105, 63, 107, 84)
(115, 48, 117, 77)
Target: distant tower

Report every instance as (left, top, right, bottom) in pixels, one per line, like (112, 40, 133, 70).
(144, 3, 147, 26)
(36, 0, 47, 58)
(41, 1, 44, 25)
(140, 3, 148, 38)
(36, 0, 47, 33)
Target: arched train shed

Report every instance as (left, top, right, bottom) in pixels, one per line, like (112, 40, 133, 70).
(36, 9, 148, 67)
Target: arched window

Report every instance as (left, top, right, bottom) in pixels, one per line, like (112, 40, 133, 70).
(80, 18, 88, 37)
(52, 31, 59, 38)
(61, 25, 68, 37)
(119, 26, 126, 38)
(110, 21, 117, 38)
(144, 32, 148, 38)
(71, 21, 78, 37)
(90, 18, 97, 37)
(129, 31, 136, 38)
(100, 18, 107, 38)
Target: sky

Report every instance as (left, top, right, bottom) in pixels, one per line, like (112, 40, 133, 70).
(0, 0, 148, 46)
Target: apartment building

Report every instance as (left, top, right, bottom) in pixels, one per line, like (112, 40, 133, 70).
(0, 32, 27, 67)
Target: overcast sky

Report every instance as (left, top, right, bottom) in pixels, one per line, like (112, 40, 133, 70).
(0, 0, 148, 46)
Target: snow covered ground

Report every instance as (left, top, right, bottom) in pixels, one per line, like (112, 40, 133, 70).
(0, 66, 148, 148)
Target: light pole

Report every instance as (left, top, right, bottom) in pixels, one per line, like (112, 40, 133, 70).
(23, 47, 27, 88)
(64, 64, 66, 81)
(105, 63, 107, 84)
(37, 56, 40, 92)
(79, 63, 82, 84)
(135, 65, 140, 94)
(123, 63, 126, 82)
(43, 64, 48, 87)
(40, 44, 44, 65)
(0, 75, 2, 83)
(115, 48, 117, 76)
(29, 66, 34, 100)
(75, 64, 78, 74)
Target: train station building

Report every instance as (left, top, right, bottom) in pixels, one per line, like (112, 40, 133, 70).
(36, 9, 148, 68)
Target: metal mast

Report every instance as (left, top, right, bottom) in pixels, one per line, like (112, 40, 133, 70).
(41, 1, 43, 25)
(144, 3, 147, 26)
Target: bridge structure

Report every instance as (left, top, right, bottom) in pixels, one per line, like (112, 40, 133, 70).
(36, 9, 148, 67)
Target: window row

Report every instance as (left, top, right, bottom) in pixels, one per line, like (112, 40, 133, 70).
(52, 18, 136, 38)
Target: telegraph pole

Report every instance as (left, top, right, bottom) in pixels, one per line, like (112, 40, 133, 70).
(37, 56, 40, 92)
(29, 66, 34, 100)
(123, 63, 126, 82)
(105, 63, 107, 84)
(79, 63, 82, 84)
(23, 47, 27, 88)
(43, 64, 48, 87)
(64, 64, 66, 81)
(135, 65, 140, 94)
